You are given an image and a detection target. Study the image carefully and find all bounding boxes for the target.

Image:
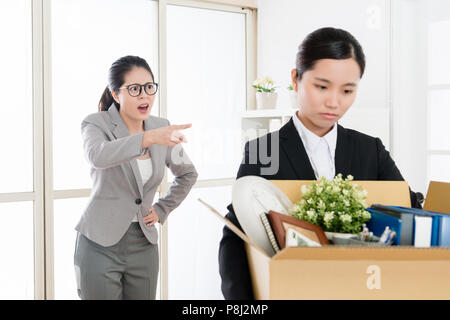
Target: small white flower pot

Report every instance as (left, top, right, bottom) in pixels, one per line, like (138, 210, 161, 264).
(325, 232, 358, 245)
(256, 91, 278, 110)
(289, 90, 298, 109)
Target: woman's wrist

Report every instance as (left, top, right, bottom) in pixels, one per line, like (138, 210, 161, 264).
(142, 130, 154, 148)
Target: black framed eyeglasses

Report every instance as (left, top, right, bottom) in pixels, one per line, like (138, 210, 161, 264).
(119, 82, 159, 97)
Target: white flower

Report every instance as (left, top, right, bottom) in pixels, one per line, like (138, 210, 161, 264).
(306, 210, 316, 219)
(289, 174, 370, 233)
(362, 210, 371, 219)
(263, 76, 273, 84)
(340, 214, 352, 223)
(318, 199, 326, 210)
(324, 211, 335, 223)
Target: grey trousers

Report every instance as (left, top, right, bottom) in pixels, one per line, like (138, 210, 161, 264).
(74, 222, 159, 300)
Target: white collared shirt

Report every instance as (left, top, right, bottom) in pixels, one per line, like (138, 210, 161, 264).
(292, 112, 337, 181)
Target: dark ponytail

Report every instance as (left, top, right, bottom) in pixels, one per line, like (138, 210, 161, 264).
(98, 55, 155, 112)
(295, 27, 366, 80)
(98, 86, 117, 112)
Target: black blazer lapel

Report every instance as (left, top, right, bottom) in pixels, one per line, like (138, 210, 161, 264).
(279, 118, 316, 180)
(334, 124, 353, 178)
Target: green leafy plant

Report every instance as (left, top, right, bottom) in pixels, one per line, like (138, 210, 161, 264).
(287, 84, 294, 91)
(252, 76, 277, 93)
(289, 174, 371, 234)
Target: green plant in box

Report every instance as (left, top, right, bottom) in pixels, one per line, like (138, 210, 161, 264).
(289, 174, 371, 234)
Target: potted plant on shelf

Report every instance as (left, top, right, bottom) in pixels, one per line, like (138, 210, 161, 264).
(288, 174, 371, 242)
(252, 76, 278, 109)
(287, 84, 298, 109)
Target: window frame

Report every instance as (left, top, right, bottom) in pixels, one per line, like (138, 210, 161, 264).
(158, 0, 257, 300)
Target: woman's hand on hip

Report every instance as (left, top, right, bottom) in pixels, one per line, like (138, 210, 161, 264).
(144, 206, 160, 227)
(142, 124, 191, 148)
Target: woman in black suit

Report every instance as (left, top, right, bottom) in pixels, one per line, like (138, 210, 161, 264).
(218, 27, 423, 300)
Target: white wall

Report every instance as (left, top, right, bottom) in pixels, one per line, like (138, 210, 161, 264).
(257, 0, 391, 148)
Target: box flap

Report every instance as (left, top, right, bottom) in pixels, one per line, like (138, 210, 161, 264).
(424, 181, 450, 214)
(271, 246, 450, 261)
(270, 180, 411, 207)
(245, 243, 270, 300)
(197, 198, 269, 258)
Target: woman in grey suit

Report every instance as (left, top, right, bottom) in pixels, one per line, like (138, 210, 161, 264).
(74, 55, 198, 300)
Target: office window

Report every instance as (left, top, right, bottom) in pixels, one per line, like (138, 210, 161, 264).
(51, 0, 159, 191)
(428, 89, 450, 151)
(392, 0, 450, 193)
(53, 197, 89, 299)
(0, 0, 33, 193)
(428, 155, 450, 183)
(165, 4, 247, 299)
(427, 19, 450, 186)
(51, 0, 159, 299)
(428, 20, 450, 86)
(0, 202, 34, 299)
(166, 4, 246, 181)
(0, 0, 34, 300)
(167, 186, 231, 299)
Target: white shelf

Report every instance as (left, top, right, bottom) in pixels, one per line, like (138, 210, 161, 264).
(241, 108, 296, 119)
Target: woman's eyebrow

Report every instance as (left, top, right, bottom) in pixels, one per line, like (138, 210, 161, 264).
(314, 77, 330, 83)
(314, 77, 357, 87)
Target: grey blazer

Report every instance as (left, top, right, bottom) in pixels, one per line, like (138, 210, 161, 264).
(75, 105, 198, 247)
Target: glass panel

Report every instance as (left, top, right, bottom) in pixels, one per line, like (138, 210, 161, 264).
(53, 197, 89, 300)
(428, 89, 450, 151)
(167, 186, 231, 299)
(428, 155, 450, 184)
(0, 201, 34, 299)
(391, 0, 450, 193)
(54, 192, 161, 299)
(166, 5, 246, 181)
(0, 1, 33, 193)
(428, 19, 450, 85)
(51, 0, 159, 190)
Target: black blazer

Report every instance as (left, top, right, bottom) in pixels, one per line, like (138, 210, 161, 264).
(218, 118, 421, 300)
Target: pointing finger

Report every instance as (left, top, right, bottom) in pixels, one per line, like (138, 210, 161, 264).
(172, 123, 192, 130)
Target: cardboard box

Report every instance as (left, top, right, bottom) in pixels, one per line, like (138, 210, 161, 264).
(232, 180, 450, 299)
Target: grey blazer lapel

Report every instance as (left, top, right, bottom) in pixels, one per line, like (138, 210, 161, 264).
(108, 105, 144, 197)
(142, 116, 163, 192)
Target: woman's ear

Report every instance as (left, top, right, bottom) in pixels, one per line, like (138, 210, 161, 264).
(111, 90, 120, 105)
(291, 69, 299, 92)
